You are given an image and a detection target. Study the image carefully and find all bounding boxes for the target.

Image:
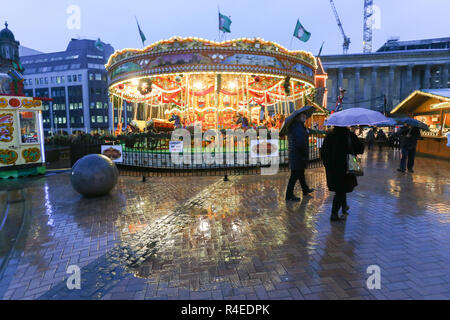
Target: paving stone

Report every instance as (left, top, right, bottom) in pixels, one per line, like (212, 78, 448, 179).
(0, 151, 449, 300)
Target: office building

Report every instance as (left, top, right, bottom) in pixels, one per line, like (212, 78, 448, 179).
(321, 37, 450, 113)
(20, 38, 115, 135)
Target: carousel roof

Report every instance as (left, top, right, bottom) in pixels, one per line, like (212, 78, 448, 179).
(106, 37, 317, 69)
(105, 37, 318, 88)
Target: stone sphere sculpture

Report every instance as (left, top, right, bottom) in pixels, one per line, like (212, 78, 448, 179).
(71, 154, 119, 197)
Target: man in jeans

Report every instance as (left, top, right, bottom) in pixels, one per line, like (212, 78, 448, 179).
(285, 112, 314, 201)
(397, 124, 421, 173)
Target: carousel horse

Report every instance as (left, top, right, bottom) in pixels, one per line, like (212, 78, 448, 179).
(128, 120, 140, 133)
(146, 119, 156, 133)
(168, 114, 182, 129)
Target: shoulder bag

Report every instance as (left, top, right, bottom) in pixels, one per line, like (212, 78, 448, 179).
(347, 133, 364, 176)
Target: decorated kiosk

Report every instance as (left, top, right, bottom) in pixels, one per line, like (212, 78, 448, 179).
(0, 95, 46, 178)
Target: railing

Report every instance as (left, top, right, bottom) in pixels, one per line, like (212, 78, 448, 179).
(46, 130, 326, 177)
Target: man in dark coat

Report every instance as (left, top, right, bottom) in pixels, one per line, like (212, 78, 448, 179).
(321, 126, 364, 221)
(366, 127, 376, 150)
(285, 112, 314, 201)
(396, 124, 421, 173)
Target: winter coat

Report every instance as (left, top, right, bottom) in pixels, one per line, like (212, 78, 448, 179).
(397, 126, 421, 149)
(321, 127, 365, 193)
(288, 120, 309, 170)
(366, 129, 376, 142)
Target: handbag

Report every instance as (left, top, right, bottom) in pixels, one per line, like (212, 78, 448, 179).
(347, 134, 364, 176)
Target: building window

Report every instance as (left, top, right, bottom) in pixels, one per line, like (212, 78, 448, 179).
(96, 102, 103, 109)
(89, 73, 94, 81)
(91, 116, 95, 123)
(97, 116, 103, 123)
(95, 74, 102, 81)
(78, 74, 82, 82)
(90, 102, 95, 109)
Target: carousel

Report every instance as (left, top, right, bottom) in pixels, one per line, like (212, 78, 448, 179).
(106, 37, 322, 134)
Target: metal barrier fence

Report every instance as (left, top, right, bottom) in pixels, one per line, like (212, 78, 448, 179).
(63, 130, 326, 177)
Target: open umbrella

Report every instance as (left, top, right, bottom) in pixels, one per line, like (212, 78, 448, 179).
(324, 108, 391, 127)
(279, 105, 314, 136)
(373, 117, 397, 127)
(393, 117, 429, 131)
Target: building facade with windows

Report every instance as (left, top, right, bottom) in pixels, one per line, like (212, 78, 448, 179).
(321, 37, 450, 113)
(20, 38, 115, 135)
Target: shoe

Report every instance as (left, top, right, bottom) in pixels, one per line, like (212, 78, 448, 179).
(285, 196, 301, 202)
(342, 206, 350, 215)
(303, 188, 315, 195)
(408, 169, 414, 173)
(397, 168, 405, 173)
(330, 214, 344, 221)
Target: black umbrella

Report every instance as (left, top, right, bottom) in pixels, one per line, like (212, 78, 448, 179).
(394, 117, 429, 131)
(279, 105, 314, 136)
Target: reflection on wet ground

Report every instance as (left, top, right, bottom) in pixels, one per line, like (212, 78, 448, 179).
(0, 149, 449, 300)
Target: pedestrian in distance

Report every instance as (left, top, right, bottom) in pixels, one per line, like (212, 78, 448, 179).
(366, 127, 376, 150)
(376, 129, 387, 151)
(396, 124, 421, 173)
(285, 112, 315, 201)
(321, 126, 365, 221)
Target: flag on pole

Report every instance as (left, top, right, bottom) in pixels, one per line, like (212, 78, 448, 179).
(95, 38, 104, 51)
(135, 17, 147, 46)
(293, 19, 311, 42)
(219, 12, 232, 33)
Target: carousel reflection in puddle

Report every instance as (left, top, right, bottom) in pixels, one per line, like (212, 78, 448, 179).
(125, 174, 327, 288)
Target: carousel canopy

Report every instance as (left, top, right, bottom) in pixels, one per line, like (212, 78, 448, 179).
(106, 37, 318, 105)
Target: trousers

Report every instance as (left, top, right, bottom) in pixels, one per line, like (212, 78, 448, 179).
(400, 147, 416, 171)
(286, 169, 309, 197)
(332, 192, 347, 215)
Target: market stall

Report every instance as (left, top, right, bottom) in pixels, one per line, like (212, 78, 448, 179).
(0, 95, 46, 178)
(390, 89, 450, 159)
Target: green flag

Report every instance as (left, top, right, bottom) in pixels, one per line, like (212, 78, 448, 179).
(135, 17, 147, 46)
(219, 12, 232, 33)
(293, 19, 311, 42)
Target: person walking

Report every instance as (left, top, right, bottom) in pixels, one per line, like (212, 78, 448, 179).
(396, 124, 421, 173)
(321, 126, 364, 221)
(366, 127, 376, 150)
(285, 112, 315, 201)
(376, 129, 387, 151)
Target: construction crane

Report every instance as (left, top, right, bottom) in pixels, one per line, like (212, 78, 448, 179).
(363, 0, 374, 53)
(329, 0, 351, 54)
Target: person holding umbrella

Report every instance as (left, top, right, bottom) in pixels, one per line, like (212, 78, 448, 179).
(321, 108, 389, 221)
(396, 123, 422, 173)
(321, 126, 364, 221)
(281, 106, 315, 201)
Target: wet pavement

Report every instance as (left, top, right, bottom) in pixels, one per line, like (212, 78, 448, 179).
(0, 149, 449, 300)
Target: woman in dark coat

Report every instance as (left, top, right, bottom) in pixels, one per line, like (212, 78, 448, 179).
(321, 126, 364, 221)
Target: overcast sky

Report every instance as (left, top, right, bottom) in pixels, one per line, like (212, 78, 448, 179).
(3, 0, 450, 56)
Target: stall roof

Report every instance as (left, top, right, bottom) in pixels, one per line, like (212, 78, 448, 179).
(390, 89, 450, 115)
